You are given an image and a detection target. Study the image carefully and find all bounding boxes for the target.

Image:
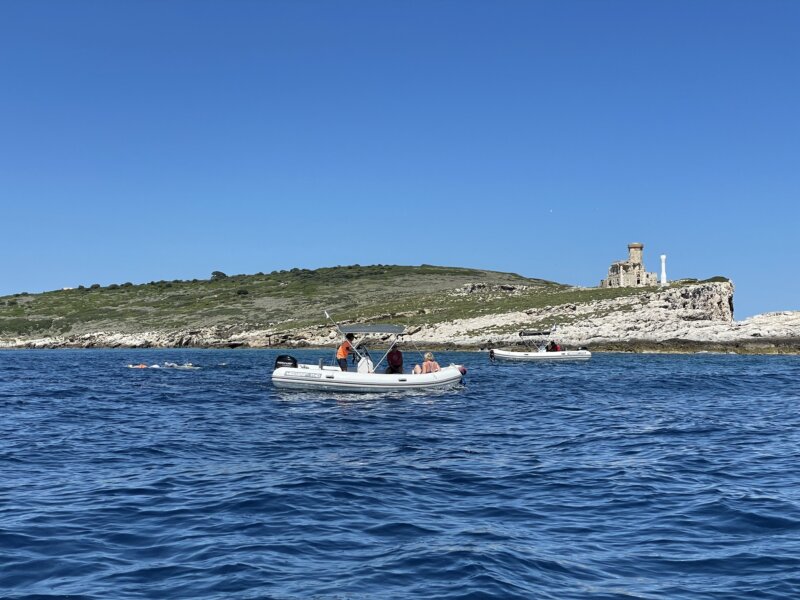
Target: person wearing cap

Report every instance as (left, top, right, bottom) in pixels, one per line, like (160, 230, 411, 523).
(336, 333, 356, 371)
(385, 343, 404, 374)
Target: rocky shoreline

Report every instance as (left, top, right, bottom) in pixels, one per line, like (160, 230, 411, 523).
(2, 282, 799, 354)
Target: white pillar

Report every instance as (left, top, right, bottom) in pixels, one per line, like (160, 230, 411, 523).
(660, 255, 667, 286)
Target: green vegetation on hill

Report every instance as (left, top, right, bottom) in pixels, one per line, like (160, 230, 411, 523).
(0, 264, 673, 338)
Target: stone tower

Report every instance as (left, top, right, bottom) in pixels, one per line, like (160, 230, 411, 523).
(600, 242, 659, 288)
(628, 242, 643, 265)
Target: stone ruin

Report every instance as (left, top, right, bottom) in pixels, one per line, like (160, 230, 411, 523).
(600, 242, 658, 288)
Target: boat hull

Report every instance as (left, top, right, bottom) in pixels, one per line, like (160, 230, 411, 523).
(491, 349, 591, 362)
(272, 363, 465, 393)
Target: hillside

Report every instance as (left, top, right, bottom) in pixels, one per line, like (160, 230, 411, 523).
(1, 264, 673, 339)
(2, 264, 797, 353)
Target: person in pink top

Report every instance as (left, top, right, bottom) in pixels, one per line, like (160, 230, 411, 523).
(413, 352, 440, 374)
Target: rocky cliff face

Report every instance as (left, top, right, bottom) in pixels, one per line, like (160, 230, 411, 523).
(421, 281, 739, 346)
(2, 282, 799, 352)
(409, 282, 799, 350)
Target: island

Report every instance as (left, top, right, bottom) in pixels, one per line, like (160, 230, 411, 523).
(1, 261, 798, 354)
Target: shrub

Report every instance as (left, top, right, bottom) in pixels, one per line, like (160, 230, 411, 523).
(122, 282, 133, 287)
(0, 317, 53, 335)
(90, 284, 101, 290)
(236, 289, 249, 295)
(211, 271, 228, 280)
(108, 284, 120, 290)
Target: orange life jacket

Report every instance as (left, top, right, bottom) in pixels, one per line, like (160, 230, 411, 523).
(336, 340, 352, 360)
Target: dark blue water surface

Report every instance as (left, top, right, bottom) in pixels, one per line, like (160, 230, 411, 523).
(1, 349, 800, 599)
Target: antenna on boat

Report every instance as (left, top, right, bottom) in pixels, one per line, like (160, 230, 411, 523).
(324, 310, 345, 336)
(324, 310, 365, 362)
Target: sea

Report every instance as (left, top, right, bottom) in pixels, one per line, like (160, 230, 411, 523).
(1, 349, 799, 599)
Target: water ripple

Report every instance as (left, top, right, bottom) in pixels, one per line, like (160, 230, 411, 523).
(1, 349, 799, 598)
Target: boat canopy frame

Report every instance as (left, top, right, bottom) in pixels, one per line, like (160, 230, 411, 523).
(517, 325, 558, 350)
(339, 324, 407, 335)
(325, 311, 424, 373)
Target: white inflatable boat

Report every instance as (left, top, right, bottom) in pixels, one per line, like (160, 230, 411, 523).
(489, 348, 591, 362)
(272, 358, 466, 392)
(271, 320, 466, 393)
(489, 327, 591, 362)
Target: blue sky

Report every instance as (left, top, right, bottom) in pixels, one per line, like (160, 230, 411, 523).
(1, 0, 797, 318)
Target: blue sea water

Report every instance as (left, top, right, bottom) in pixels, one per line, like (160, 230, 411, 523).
(1, 349, 799, 599)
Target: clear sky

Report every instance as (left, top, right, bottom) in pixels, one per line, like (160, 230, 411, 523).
(1, 0, 797, 318)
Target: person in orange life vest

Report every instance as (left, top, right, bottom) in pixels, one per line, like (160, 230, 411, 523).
(337, 333, 356, 371)
(385, 343, 403, 374)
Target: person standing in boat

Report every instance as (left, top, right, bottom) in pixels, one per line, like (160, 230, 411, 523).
(337, 333, 356, 371)
(386, 343, 404, 374)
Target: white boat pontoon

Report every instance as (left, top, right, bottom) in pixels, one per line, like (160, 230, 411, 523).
(489, 328, 591, 362)
(272, 321, 467, 393)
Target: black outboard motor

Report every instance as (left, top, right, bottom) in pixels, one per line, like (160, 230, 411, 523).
(274, 354, 297, 369)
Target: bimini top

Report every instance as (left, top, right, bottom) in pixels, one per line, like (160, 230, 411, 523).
(339, 324, 407, 335)
(519, 329, 553, 337)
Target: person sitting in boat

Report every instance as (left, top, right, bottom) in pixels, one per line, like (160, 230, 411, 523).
(546, 341, 561, 352)
(385, 344, 403, 374)
(413, 352, 441, 374)
(337, 333, 356, 371)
